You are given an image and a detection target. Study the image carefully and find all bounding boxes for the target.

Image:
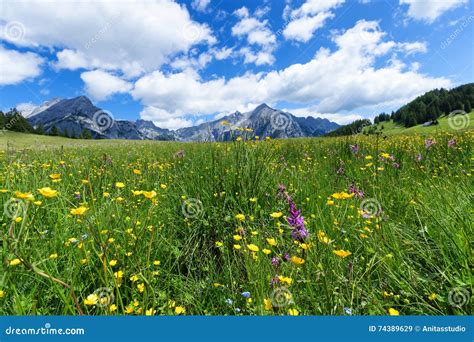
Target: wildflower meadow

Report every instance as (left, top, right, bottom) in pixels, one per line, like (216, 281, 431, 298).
(0, 131, 472, 316)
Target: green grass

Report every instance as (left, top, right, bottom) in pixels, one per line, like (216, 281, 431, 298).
(0, 130, 472, 316)
(362, 111, 474, 135)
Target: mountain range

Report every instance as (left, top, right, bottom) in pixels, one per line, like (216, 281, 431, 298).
(22, 96, 339, 141)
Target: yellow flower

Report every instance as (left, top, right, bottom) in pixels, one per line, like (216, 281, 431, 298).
(262, 248, 271, 255)
(109, 304, 117, 312)
(266, 238, 277, 246)
(331, 192, 355, 200)
(215, 241, 224, 247)
(290, 256, 305, 265)
(270, 212, 283, 218)
(133, 169, 141, 175)
(428, 293, 437, 301)
(233, 235, 242, 241)
(84, 294, 98, 306)
(14, 217, 22, 223)
(132, 190, 143, 196)
(14, 191, 34, 200)
(233, 244, 242, 250)
(236, 137, 242, 142)
(365, 155, 373, 160)
(103, 192, 110, 198)
(383, 291, 394, 297)
(70, 206, 88, 216)
(115, 182, 125, 188)
(109, 260, 117, 266)
(114, 270, 124, 279)
(380, 153, 391, 159)
(288, 308, 299, 316)
(388, 308, 400, 316)
(49, 253, 58, 260)
(249, 197, 257, 203)
(146, 308, 156, 316)
(153, 260, 161, 266)
(49, 173, 61, 180)
(160, 184, 167, 189)
(125, 306, 134, 314)
(130, 275, 139, 282)
(0, 290, 4, 298)
(9, 258, 21, 266)
(143, 191, 157, 199)
(175, 306, 186, 315)
(33, 201, 42, 206)
(333, 249, 352, 258)
(278, 276, 293, 286)
(235, 213, 245, 221)
(317, 231, 330, 244)
(326, 200, 335, 206)
(137, 283, 145, 293)
(264, 298, 273, 310)
(38, 187, 58, 198)
(246, 244, 259, 252)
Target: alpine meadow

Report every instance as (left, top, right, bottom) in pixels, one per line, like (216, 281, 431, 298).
(0, 0, 473, 321)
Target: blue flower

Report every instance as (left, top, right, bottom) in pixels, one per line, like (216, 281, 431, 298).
(241, 291, 250, 298)
(225, 298, 233, 305)
(344, 307, 353, 315)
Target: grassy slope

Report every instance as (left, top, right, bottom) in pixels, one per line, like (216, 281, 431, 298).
(0, 131, 173, 150)
(362, 111, 474, 135)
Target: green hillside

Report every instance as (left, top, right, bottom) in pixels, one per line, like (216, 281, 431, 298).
(362, 111, 474, 135)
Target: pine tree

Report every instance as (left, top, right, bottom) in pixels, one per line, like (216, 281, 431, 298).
(62, 127, 70, 138)
(50, 125, 60, 136)
(465, 101, 472, 113)
(35, 122, 45, 135)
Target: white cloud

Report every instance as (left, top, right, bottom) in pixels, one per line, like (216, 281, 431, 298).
(400, 0, 467, 23)
(283, 0, 344, 42)
(286, 107, 364, 125)
(140, 106, 194, 129)
(397, 41, 427, 55)
(170, 46, 233, 71)
(132, 20, 451, 128)
(232, 6, 276, 65)
(0, 45, 43, 85)
(192, 0, 211, 12)
(0, 0, 215, 77)
(80, 70, 132, 101)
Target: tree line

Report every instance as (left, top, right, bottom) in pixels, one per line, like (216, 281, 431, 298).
(0, 108, 93, 139)
(326, 83, 473, 136)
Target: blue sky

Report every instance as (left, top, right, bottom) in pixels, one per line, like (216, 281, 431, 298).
(0, 0, 472, 128)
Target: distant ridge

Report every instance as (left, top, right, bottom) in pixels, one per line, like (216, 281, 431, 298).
(22, 97, 340, 141)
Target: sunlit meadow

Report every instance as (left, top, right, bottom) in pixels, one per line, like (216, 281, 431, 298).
(0, 131, 472, 316)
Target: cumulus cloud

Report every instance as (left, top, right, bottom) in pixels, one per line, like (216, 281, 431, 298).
(0, 45, 43, 85)
(192, 0, 211, 12)
(400, 0, 468, 23)
(81, 70, 133, 101)
(0, 0, 215, 77)
(131, 20, 451, 128)
(232, 6, 277, 65)
(283, 0, 344, 42)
